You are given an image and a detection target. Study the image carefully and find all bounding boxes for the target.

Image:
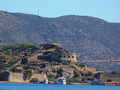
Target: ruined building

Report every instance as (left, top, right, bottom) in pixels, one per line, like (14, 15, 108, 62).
(61, 53, 78, 62)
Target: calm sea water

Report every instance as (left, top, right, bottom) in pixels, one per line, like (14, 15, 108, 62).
(0, 82, 120, 90)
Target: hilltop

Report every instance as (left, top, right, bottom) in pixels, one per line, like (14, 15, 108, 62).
(0, 11, 120, 72)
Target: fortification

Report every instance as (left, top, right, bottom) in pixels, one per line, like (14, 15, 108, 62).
(29, 72, 47, 82)
(61, 53, 78, 62)
(9, 72, 24, 82)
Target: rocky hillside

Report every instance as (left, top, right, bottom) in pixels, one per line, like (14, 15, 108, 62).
(0, 10, 120, 61)
(0, 11, 120, 72)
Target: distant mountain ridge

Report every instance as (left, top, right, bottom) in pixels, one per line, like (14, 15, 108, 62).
(0, 11, 120, 62)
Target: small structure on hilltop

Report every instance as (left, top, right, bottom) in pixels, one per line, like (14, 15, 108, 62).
(61, 53, 78, 62)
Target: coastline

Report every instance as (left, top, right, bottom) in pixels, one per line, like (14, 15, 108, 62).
(1, 81, 120, 86)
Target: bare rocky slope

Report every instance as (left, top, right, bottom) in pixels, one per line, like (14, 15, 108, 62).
(0, 11, 120, 72)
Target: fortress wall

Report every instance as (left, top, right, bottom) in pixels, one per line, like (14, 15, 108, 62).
(9, 72, 24, 82)
(30, 73, 47, 82)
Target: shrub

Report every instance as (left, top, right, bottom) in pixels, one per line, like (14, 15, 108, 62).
(73, 70, 81, 78)
(0, 56, 6, 63)
(24, 69, 32, 73)
(107, 79, 112, 82)
(47, 74, 56, 81)
(111, 71, 117, 75)
(30, 78, 38, 83)
(85, 71, 93, 76)
(24, 69, 32, 79)
(8, 59, 17, 65)
(79, 63, 86, 67)
(56, 68, 63, 77)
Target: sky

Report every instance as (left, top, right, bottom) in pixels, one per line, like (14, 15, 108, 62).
(0, 0, 120, 22)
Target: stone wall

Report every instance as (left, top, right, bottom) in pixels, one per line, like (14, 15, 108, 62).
(30, 73, 46, 82)
(9, 72, 24, 82)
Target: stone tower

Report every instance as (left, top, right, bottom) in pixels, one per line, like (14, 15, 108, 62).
(61, 53, 78, 62)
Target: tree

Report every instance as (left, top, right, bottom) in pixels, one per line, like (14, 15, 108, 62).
(56, 68, 63, 77)
(21, 58, 28, 64)
(107, 79, 112, 82)
(111, 71, 117, 75)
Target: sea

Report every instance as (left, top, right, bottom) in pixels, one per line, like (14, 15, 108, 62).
(0, 82, 120, 90)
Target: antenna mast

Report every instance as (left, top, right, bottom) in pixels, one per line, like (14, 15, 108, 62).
(37, 9, 39, 16)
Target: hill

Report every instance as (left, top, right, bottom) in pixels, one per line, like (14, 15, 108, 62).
(0, 43, 102, 84)
(0, 11, 120, 72)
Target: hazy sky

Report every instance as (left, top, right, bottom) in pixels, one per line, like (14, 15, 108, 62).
(0, 0, 120, 22)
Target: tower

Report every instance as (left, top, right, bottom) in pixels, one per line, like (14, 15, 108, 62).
(61, 53, 78, 62)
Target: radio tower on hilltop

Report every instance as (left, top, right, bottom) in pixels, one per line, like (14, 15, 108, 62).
(37, 9, 40, 16)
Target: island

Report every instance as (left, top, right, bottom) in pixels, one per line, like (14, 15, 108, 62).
(0, 43, 120, 85)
